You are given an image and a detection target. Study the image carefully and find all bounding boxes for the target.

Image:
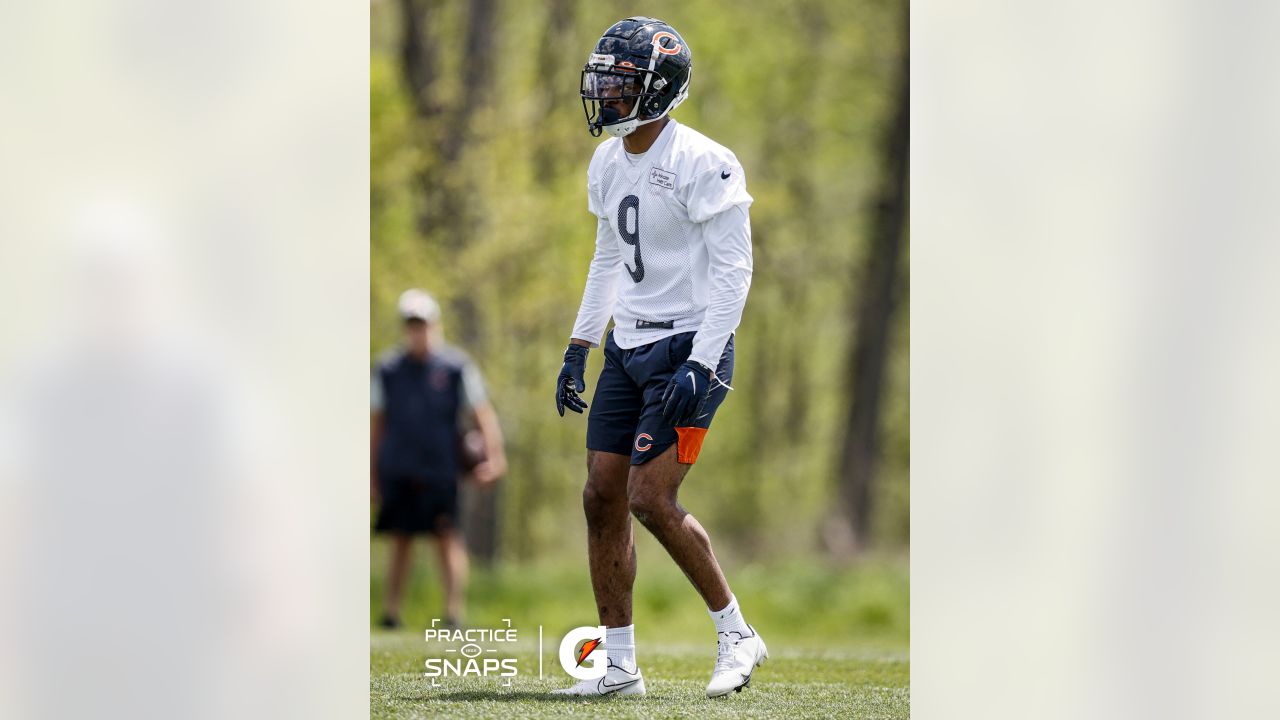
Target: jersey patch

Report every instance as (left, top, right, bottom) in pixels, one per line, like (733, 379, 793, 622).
(636, 319, 674, 330)
(649, 167, 676, 190)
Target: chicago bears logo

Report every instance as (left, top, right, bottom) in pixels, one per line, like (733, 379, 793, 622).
(652, 31, 681, 56)
(634, 433, 654, 452)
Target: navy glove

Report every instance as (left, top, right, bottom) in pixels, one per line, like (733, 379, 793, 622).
(556, 344, 590, 416)
(661, 360, 713, 426)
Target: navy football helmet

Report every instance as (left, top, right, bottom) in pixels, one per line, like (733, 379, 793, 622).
(581, 17, 692, 138)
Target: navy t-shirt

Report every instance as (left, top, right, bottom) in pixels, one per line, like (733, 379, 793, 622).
(371, 346, 483, 482)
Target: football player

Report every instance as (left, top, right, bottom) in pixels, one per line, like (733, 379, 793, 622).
(553, 17, 767, 699)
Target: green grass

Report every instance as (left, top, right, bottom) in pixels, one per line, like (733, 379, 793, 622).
(371, 633, 908, 719)
(370, 543, 909, 718)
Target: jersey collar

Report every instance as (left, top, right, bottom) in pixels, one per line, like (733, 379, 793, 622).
(620, 120, 678, 186)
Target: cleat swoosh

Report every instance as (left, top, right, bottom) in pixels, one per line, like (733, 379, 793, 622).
(598, 677, 640, 694)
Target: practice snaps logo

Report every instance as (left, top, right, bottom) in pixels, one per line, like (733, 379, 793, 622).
(558, 625, 607, 681)
(422, 618, 520, 687)
(418, 621, 611, 687)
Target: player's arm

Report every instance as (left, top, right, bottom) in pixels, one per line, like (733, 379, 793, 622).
(569, 216, 622, 348)
(663, 164, 754, 425)
(557, 216, 621, 416)
(688, 203, 753, 369)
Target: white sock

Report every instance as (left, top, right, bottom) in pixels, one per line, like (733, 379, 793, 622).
(709, 594, 752, 638)
(605, 624, 636, 672)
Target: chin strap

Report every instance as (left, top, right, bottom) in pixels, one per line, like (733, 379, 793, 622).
(603, 113, 668, 138)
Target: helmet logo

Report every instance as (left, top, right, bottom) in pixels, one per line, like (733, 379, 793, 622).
(651, 31, 681, 56)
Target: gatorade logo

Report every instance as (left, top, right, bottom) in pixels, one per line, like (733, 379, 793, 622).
(559, 626, 607, 681)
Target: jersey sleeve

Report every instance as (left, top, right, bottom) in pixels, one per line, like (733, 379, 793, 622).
(569, 216, 622, 347)
(682, 155, 753, 369)
(683, 159, 753, 224)
(586, 140, 613, 218)
(689, 203, 753, 369)
(588, 175, 604, 218)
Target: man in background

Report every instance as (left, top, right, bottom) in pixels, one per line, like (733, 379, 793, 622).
(371, 289, 506, 629)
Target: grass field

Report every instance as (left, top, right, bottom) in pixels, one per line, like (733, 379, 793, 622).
(369, 545, 909, 718)
(371, 633, 908, 719)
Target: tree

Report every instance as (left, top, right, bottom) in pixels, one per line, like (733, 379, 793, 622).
(397, 0, 501, 564)
(835, 7, 909, 553)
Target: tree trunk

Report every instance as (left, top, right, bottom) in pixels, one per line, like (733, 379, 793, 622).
(437, 0, 495, 349)
(531, 0, 576, 175)
(460, 481, 499, 566)
(397, 0, 441, 121)
(398, 0, 500, 564)
(835, 20, 909, 554)
(451, 0, 497, 563)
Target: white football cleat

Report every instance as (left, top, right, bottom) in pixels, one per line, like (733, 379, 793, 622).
(705, 625, 768, 698)
(551, 659, 646, 697)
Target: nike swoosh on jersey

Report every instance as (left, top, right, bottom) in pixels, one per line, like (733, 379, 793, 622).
(721, 171, 731, 179)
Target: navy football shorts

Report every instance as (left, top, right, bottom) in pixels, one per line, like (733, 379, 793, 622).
(586, 330, 734, 465)
(373, 474, 458, 536)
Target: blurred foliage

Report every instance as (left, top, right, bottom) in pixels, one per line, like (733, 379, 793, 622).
(372, 538, 909, 649)
(371, 0, 908, 561)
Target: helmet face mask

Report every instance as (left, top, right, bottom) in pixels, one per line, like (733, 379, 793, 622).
(581, 65, 658, 138)
(581, 18, 691, 138)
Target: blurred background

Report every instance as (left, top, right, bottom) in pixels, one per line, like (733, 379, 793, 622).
(1, 2, 369, 718)
(7, 1, 1280, 718)
(370, 0, 908, 645)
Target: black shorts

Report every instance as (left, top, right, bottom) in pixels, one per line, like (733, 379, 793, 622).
(373, 474, 459, 536)
(586, 330, 734, 465)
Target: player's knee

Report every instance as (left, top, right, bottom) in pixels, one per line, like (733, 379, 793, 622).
(582, 483, 606, 520)
(627, 487, 672, 529)
(583, 480, 624, 523)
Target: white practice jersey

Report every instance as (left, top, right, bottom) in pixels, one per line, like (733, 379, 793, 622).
(570, 120, 754, 369)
